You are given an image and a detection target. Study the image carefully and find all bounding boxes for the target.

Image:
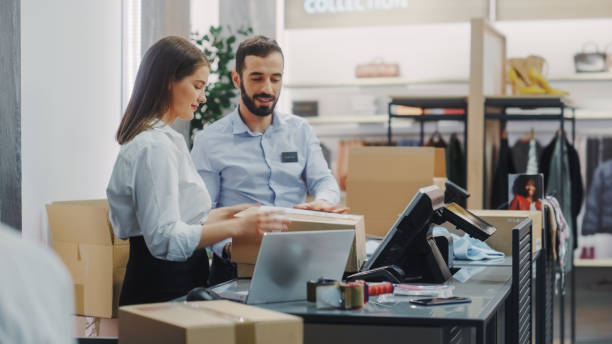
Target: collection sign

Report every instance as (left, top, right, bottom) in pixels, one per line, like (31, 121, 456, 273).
(285, 0, 487, 29)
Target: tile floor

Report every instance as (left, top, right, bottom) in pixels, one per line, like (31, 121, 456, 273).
(553, 266, 612, 344)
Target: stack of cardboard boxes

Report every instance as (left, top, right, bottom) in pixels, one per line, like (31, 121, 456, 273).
(46, 200, 128, 335)
(347, 146, 447, 237)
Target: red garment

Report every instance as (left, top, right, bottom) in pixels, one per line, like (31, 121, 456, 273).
(509, 194, 542, 211)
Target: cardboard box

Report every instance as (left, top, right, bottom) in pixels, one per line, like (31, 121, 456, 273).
(232, 207, 366, 273)
(470, 209, 543, 255)
(46, 200, 129, 318)
(346, 146, 446, 237)
(74, 316, 118, 337)
(119, 300, 303, 344)
(236, 263, 255, 278)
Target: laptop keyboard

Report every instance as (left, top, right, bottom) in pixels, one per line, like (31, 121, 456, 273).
(216, 290, 248, 303)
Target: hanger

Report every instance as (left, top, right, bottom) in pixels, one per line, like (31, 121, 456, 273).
(530, 128, 535, 140)
(555, 128, 567, 138)
(519, 129, 531, 142)
(430, 122, 442, 143)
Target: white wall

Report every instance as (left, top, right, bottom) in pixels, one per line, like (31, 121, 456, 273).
(21, 0, 122, 244)
(191, 0, 220, 37)
(283, 18, 612, 84)
(279, 18, 612, 117)
(283, 22, 471, 85)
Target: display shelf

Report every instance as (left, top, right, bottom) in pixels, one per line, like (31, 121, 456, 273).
(306, 115, 387, 125)
(573, 112, 612, 120)
(390, 114, 466, 121)
(285, 73, 612, 89)
(485, 95, 572, 109)
(390, 95, 468, 108)
(574, 258, 612, 267)
(550, 72, 612, 82)
(285, 77, 468, 88)
(485, 113, 573, 121)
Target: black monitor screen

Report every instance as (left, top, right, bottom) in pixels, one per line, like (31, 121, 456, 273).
(442, 203, 496, 240)
(363, 189, 435, 274)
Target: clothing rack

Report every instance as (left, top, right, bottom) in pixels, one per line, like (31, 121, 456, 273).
(387, 96, 468, 148)
(387, 96, 468, 190)
(387, 95, 576, 343)
(484, 95, 576, 344)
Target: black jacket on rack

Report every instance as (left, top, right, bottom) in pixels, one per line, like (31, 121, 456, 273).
(512, 139, 543, 173)
(446, 133, 466, 188)
(491, 138, 516, 209)
(539, 134, 583, 249)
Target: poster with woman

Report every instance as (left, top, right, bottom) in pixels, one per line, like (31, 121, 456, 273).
(508, 174, 544, 211)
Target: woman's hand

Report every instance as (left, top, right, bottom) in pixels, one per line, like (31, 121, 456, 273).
(235, 209, 291, 237)
(197, 206, 291, 249)
(206, 204, 254, 224)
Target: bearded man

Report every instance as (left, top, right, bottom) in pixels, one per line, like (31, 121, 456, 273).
(191, 35, 345, 285)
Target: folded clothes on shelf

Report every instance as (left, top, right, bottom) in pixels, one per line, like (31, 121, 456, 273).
(433, 227, 505, 261)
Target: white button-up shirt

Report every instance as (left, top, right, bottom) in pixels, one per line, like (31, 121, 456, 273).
(107, 122, 211, 261)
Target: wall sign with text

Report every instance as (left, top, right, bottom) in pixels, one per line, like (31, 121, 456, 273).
(285, 0, 488, 29)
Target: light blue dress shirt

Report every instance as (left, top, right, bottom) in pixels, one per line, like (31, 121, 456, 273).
(191, 108, 340, 256)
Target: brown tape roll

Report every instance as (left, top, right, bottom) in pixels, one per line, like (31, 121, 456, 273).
(307, 279, 339, 302)
(339, 283, 364, 309)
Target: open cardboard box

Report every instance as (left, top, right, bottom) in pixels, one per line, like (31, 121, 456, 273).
(119, 300, 303, 344)
(470, 209, 543, 255)
(74, 316, 118, 337)
(47, 200, 129, 318)
(232, 206, 365, 274)
(346, 146, 447, 237)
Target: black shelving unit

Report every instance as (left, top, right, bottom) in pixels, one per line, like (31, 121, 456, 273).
(537, 206, 555, 344)
(387, 96, 468, 147)
(484, 95, 576, 344)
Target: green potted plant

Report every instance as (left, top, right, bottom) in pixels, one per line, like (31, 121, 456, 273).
(190, 26, 253, 146)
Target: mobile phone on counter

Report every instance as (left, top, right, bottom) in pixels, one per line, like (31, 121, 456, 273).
(409, 296, 471, 306)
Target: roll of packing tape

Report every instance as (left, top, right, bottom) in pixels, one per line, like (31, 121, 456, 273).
(339, 282, 365, 309)
(307, 278, 339, 302)
(315, 282, 365, 309)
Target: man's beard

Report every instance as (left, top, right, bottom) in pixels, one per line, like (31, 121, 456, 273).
(240, 83, 279, 117)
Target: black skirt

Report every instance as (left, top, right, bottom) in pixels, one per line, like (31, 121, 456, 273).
(119, 236, 209, 306)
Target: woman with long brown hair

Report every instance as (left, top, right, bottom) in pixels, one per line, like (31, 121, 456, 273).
(106, 36, 289, 306)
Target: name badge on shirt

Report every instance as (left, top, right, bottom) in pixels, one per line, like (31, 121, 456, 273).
(281, 151, 298, 163)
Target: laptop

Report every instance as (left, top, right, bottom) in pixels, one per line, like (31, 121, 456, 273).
(210, 230, 355, 304)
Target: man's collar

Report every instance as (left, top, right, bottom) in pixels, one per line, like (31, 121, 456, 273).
(230, 107, 251, 135)
(230, 107, 283, 136)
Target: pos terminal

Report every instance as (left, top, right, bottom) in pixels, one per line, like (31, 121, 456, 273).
(347, 184, 496, 284)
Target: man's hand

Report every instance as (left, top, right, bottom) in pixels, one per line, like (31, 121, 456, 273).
(293, 199, 350, 214)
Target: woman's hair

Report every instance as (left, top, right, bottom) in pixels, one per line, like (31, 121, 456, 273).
(116, 36, 210, 144)
(512, 175, 542, 198)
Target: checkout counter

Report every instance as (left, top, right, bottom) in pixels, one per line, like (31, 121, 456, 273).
(258, 185, 533, 344)
(92, 184, 536, 344)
